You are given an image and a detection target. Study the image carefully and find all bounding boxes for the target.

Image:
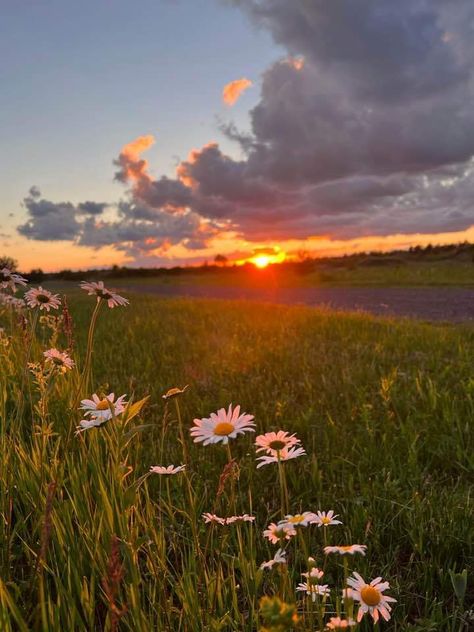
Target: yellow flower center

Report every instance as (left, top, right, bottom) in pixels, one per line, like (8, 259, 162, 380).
(213, 422, 234, 436)
(360, 586, 381, 606)
(269, 439, 287, 450)
(96, 399, 111, 411)
(340, 546, 353, 552)
(288, 514, 305, 524)
(321, 516, 331, 524)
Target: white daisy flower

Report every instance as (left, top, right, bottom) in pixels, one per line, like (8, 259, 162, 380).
(0, 268, 27, 292)
(256, 445, 306, 468)
(342, 588, 355, 602)
(25, 287, 61, 311)
(260, 548, 287, 570)
(75, 417, 107, 434)
(80, 281, 129, 308)
(190, 404, 255, 445)
(263, 522, 297, 544)
(326, 617, 356, 629)
(302, 567, 325, 582)
(150, 465, 186, 475)
(43, 348, 75, 372)
(279, 512, 317, 527)
(313, 510, 342, 527)
(79, 393, 127, 421)
(202, 513, 255, 525)
(324, 545, 367, 556)
(0, 295, 25, 310)
(347, 572, 397, 623)
(296, 582, 330, 601)
(255, 430, 300, 455)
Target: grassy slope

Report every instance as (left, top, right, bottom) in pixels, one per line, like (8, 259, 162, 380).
(1, 293, 472, 630)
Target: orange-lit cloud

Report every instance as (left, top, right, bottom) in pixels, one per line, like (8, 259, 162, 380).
(115, 134, 156, 184)
(222, 78, 252, 106)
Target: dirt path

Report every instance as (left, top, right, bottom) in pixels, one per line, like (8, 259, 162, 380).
(122, 284, 474, 322)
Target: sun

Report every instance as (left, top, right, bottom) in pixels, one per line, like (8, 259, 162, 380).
(253, 255, 271, 269)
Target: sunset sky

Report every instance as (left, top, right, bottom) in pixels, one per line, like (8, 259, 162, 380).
(2, 0, 474, 272)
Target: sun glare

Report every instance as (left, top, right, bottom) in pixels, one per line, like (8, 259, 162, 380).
(253, 255, 271, 268)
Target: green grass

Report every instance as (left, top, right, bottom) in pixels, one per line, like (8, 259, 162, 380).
(0, 292, 472, 630)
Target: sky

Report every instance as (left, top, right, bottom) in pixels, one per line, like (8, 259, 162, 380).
(1, 0, 474, 272)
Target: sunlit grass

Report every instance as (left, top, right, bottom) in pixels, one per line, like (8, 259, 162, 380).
(0, 288, 472, 630)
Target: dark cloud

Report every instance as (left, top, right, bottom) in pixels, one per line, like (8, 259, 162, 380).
(77, 201, 108, 215)
(18, 193, 81, 241)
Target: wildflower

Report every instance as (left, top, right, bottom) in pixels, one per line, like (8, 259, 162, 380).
(25, 287, 61, 311)
(150, 465, 186, 475)
(43, 348, 75, 372)
(302, 567, 325, 583)
(80, 393, 127, 421)
(263, 522, 297, 544)
(202, 513, 255, 525)
(280, 512, 317, 527)
(1, 295, 25, 310)
(296, 582, 330, 601)
(190, 404, 255, 445)
(326, 617, 356, 629)
(342, 588, 355, 602)
(80, 281, 129, 308)
(256, 445, 306, 468)
(162, 385, 188, 400)
(0, 267, 27, 292)
(75, 418, 107, 433)
(324, 545, 367, 556)
(313, 510, 342, 527)
(347, 572, 397, 623)
(260, 548, 287, 570)
(259, 596, 299, 630)
(255, 430, 300, 455)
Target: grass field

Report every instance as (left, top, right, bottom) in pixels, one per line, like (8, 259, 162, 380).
(0, 288, 472, 630)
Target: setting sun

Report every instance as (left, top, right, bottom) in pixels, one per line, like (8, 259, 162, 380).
(253, 255, 271, 268)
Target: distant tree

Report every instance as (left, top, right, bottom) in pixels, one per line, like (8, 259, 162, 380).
(29, 268, 44, 283)
(214, 254, 228, 267)
(0, 255, 18, 271)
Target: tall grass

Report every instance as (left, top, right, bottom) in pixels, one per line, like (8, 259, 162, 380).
(0, 289, 472, 630)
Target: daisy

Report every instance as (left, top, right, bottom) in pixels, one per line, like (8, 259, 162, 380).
(162, 385, 188, 400)
(313, 510, 342, 527)
(80, 393, 127, 421)
(80, 281, 129, 308)
(326, 617, 356, 629)
(202, 513, 255, 525)
(25, 287, 61, 311)
(256, 445, 306, 468)
(150, 465, 186, 475)
(190, 404, 255, 445)
(43, 348, 75, 372)
(255, 431, 300, 455)
(263, 522, 297, 544)
(279, 512, 317, 527)
(347, 572, 397, 623)
(75, 417, 107, 434)
(1, 295, 25, 310)
(0, 268, 27, 292)
(342, 588, 355, 602)
(296, 582, 330, 602)
(260, 548, 287, 570)
(324, 545, 367, 556)
(302, 567, 325, 583)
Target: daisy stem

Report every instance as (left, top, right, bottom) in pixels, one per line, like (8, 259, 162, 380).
(73, 299, 102, 409)
(276, 453, 289, 518)
(225, 442, 237, 513)
(174, 398, 189, 465)
(16, 309, 39, 423)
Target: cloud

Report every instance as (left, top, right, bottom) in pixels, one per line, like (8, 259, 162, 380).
(222, 77, 253, 106)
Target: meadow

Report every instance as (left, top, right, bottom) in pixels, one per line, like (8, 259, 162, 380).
(0, 280, 472, 631)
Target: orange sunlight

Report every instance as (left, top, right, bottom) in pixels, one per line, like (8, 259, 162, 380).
(248, 248, 286, 269)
